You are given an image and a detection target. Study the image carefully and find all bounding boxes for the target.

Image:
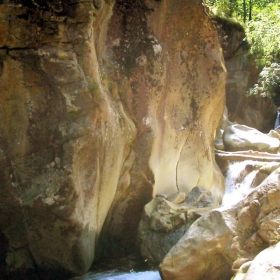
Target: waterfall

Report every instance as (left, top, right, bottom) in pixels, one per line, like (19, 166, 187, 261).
(222, 160, 259, 208)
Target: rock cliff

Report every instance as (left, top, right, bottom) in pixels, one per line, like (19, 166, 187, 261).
(213, 16, 276, 133)
(0, 0, 226, 278)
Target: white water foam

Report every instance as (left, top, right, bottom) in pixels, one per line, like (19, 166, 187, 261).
(222, 160, 259, 208)
(79, 270, 161, 280)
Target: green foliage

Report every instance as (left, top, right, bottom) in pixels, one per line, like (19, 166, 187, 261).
(205, 0, 280, 67)
(248, 63, 280, 101)
(246, 3, 280, 67)
(205, 0, 235, 18)
(205, 0, 278, 22)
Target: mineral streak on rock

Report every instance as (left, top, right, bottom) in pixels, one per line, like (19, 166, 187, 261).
(0, 0, 226, 278)
(100, 0, 226, 256)
(145, 0, 226, 199)
(0, 0, 135, 277)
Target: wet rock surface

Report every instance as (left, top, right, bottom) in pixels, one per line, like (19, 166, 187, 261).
(223, 124, 280, 153)
(0, 0, 225, 278)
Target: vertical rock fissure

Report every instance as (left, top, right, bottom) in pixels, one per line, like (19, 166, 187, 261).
(0, 0, 226, 277)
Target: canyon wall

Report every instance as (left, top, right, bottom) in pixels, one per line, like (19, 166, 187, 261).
(213, 16, 276, 133)
(0, 0, 226, 278)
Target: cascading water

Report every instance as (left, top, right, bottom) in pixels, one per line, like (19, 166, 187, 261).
(71, 270, 161, 280)
(222, 160, 262, 208)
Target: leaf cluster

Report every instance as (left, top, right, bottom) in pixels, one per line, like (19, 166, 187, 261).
(205, 0, 279, 67)
(248, 63, 280, 104)
(246, 3, 280, 67)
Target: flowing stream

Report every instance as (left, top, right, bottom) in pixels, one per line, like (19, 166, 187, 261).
(222, 160, 259, 208)
(71, 270, 161, 280)
(69, 253, 162, 280)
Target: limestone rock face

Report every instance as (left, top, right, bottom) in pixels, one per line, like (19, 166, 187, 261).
(213, 16, 246, 61)
(0, 1, 135, 277)
(233, 95, 276, 133)
(214, 16, 276, 132)
(0, 0, 226, 277)
(100, 0, 226, 254)
(213, 17, 251, 121)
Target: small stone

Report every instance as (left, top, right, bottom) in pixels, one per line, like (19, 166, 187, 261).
(186, 185, 218, 208)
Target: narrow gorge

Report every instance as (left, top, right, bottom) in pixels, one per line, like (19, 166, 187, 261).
(0, 1, 279, 280)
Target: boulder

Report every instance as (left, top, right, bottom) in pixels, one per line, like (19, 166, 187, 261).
(137, 197, 191, 265)
(100, 0, 226, 254)
(223, 124, 280, 153)
(137, 188, 218, 265)
(232, 243, 280, 280)
(233, 95, 276, 134)
(159, 211, 235, 280)
(0, 0, 226, 277)
(160, 167, 280, 280)
(186, 185, 219, 208)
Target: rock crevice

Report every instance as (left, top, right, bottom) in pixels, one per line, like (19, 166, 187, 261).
(0, 0, 226, 277)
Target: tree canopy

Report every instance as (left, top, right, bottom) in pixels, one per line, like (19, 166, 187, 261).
(205, 0, 278, 22)
(246, 3, 280, 67)
(205, 0, 280, 102)
(205, 0, 280, 67)
(249, 63, 280, 102)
